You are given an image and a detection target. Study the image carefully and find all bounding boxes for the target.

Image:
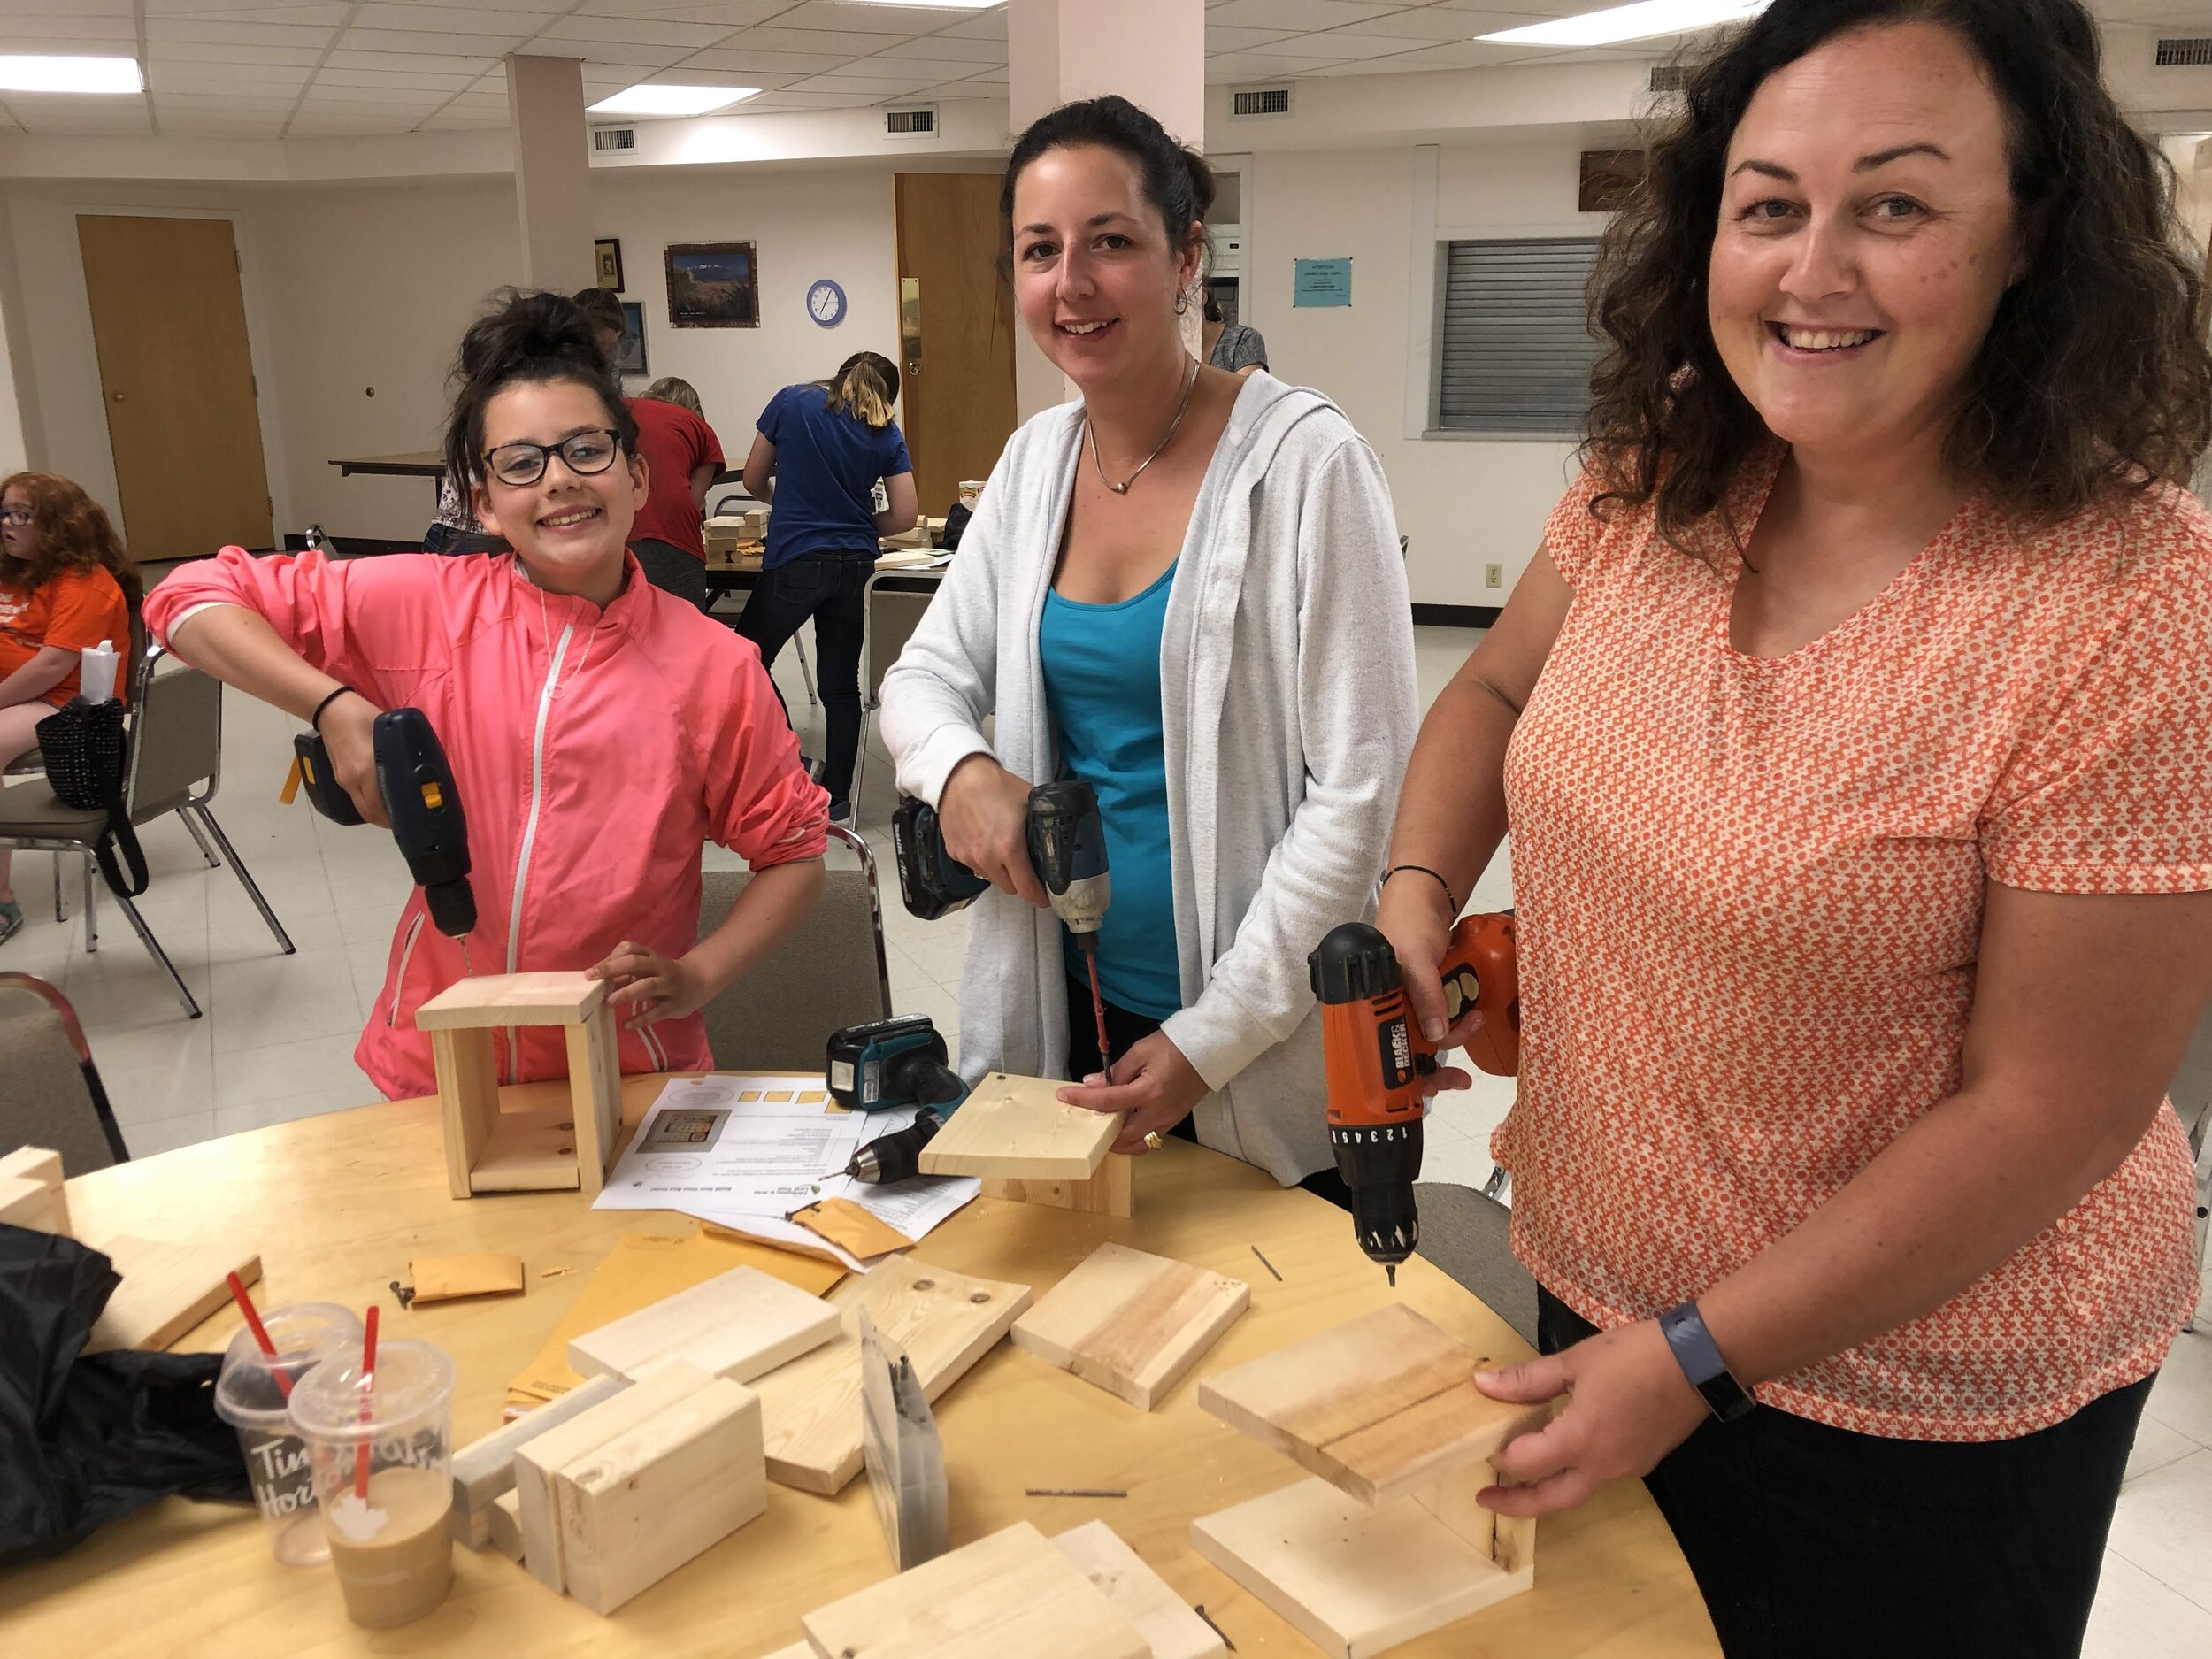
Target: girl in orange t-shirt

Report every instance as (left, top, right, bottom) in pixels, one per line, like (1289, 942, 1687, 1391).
(0, 472, 138, 941)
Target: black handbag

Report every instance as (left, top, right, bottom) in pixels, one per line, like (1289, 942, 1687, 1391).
(33, 696, 148, 899)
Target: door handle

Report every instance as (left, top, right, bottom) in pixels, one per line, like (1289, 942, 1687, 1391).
(111, 392, 125, 403)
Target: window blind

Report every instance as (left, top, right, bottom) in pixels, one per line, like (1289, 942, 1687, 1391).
(1436, 237, 1602, 436)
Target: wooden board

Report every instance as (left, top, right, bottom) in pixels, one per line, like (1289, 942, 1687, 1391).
(514, 1362, 712, 1594)
(0, 1173, 68, 1236)
(469, 1110, 582, 1194)
(434, 1026, 500, 1200)
(1197, 1303, 1549, 1507)
(1050, 1521, 1226, 1659)
(981, 1153, 1133, 1217)
(756, 1254, 1031, 1495)
(918, 1073, 1118, 1182)
(1012, 1244, 1248, 1411)
(861, 1311, 946, 1571)
(569, 1266, 839, 1386)
(566, 1005, 623, 1197)
(488, 1490, 524, 1563)
(81, 1236, 261, 1355)
(451, 1370, 629, 1524)
(801, 1520, 1148, 1659)
(416, 971, 608, 1031)
(1190, 1474, 1533, 1659)
(0, 1147, 65, 1189)
(558, 1377, 766, 1616)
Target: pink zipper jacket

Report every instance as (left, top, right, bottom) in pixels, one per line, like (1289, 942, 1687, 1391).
(145, 546, 828, 1098)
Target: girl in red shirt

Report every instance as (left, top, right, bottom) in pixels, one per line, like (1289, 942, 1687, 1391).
(0, 472, 137, 942)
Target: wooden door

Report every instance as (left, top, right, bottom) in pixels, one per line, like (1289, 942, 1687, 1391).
(893, 173, 1017, 517)
(77, 215, 273, 560)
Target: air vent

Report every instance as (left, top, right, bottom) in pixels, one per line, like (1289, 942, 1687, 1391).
(592, 127, 635, 153)
(1231, 86, 1293, 119)
(2156, 37, 2212, 66)
(886, 106, 937, 135)
(1648, 64, 1688, 92)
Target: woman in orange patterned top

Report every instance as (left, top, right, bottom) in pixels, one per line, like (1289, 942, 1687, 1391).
(0, 472, 138, 943)
(1379, 3, 2212, 1653)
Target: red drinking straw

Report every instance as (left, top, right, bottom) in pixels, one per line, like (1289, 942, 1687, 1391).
(225, 1271, 290, 1402)
(351, 1304, 379, 1501)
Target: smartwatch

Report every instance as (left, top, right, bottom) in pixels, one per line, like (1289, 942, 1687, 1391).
(1659, 1300, 1756, 1423)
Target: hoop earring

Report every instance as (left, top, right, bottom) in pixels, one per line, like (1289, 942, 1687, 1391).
(1174, 290, 1190, 316)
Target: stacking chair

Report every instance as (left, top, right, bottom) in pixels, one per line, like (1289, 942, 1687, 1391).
(0, 646, 294, 1018)
(695, 824, 893, 1072)
(0, 973, 127, 1172)
(849, 576, 937, 824)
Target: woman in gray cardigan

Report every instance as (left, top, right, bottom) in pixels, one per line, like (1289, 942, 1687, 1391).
(879, 96, 1418, 1192)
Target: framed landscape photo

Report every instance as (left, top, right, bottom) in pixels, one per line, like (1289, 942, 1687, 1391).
(665, 242, 759, 328)
(616, 301, 647, 375)
(595, 237, 625, 291)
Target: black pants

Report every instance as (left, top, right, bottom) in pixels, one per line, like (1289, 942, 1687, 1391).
(1536, 1288, 2150, 1658)
(735, 550, 871, 805)
(633, 538, 709, 611)
(1063, 974, 1355, 1211)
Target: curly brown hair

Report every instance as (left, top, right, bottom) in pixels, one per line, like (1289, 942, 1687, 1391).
(1583, 0, 2212, 548)
(0, 472, 142, 611)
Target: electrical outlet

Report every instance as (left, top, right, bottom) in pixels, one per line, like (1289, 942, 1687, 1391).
(1485, 563, 1502, 589)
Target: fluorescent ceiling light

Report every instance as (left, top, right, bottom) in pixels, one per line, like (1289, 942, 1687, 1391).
(0, 55, 144, 96)
(1479, 1, 1769, 48)
(588, 83, 759, 118)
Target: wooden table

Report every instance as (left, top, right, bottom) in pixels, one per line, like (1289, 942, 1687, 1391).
(0, 1076, 1719, 1658)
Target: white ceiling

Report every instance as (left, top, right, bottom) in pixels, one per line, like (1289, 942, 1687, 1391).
(0, 0, 2204, 142)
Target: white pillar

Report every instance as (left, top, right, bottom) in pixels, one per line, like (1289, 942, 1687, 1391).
(1005, 0, 1207, 420)
(507, 54, 595, 293)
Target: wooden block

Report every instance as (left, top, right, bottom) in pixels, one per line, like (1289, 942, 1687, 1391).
(1189, 1473, 1533, 1659)
(513, 1361, 713, 1594)
(917, 1073, 1118, 1182)
(1197, 1303, 1549, 1507)
(558, 1376, 766, 1616)
(456, 1502, 491, 1550)
(1050, 1521, 1225, 1659)
(415, 971, 608, 1031)
(756, 1255, 1031, 1495)
(1013, 1243, 1248, 1411)
(0, 1146, 65, 1189)
(568, 1266, 839, 1386)
(467, 1110, 580, 1194)
(800, 1520, 1148, 1659)
(487, 1489, 523, 1563)
(981, 1151, 1133, 1217)
(565, 1004, 622, 1195)
(861, 1311, 946, 1571)
(81, 1236, 260, 1355)
(433, 1026, 500, 1201)
(451, 1370, 629, 1522)
(0, 1174, 68, 1237)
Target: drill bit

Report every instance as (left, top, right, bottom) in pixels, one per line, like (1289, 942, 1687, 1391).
(1085, 949, 1112, 1079)
(1386, 1263, 1398, 1288)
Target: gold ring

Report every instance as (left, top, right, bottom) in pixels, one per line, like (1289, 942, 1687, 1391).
(1142, 1130, 1165, 1152)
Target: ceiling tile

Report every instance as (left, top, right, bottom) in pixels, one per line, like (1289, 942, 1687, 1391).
(337, 27, 540, 55)
(768, 3, 977, 37)
(149, 18, 341, 48)
(167, 3, 355, 23)
(0, 16, 137, 43)
(786, 72, 937, 96)
(1205, 0, 1406, 29)
(348, 4, 559, 33)
(1203, 50, 1335, 81)
(866, 34, 1004, 65)
(576, 1, 787, 20)
(154, 63, 312, 87)
(723, 27, 898, 56)
(150, 41, 325, 65)
(539, 15, 739, 48)
(315, 65, 485, 89)
(1259, 30, 1435, 58)
(322, 49, 501, 74)
(682, 47, 857, 73)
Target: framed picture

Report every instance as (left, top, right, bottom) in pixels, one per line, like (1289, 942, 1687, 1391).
(595, 237, 625, 291)
(615, 301, 647, 376)
(665, 241, 759, 329)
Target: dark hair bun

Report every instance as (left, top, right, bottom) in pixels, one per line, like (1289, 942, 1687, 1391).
(1002, 95, 1214, 260)
(443, 287, 638, 498)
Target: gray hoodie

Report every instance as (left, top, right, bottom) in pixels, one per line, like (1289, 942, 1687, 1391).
(879, 371, 1419, 1185)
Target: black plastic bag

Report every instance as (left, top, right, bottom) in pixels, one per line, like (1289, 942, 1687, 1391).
(0, 1223, 250, 1568)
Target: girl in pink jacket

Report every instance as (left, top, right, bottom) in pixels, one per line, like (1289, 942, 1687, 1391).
(145, 290, 828, 1098)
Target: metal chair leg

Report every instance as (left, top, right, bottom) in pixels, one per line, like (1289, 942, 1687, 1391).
(81, 854, 97, 954)
(793, 630, 820, 709)
(851, 708, 871, 825)
(51, 852, 65, 924)
(111, 889, 203, 1018)
(180, 809, 221, 868)
(1481, 1164, 1511, 1204)
(189, 805, 296, 954)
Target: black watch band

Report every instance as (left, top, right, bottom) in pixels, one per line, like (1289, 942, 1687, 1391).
(1659, 1300, 1756, 1423)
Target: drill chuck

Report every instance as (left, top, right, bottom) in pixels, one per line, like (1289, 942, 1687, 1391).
(1332, 1118, 1425, 1280)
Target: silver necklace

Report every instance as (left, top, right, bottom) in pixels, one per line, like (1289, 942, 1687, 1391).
(1085, 356, 1199, 495)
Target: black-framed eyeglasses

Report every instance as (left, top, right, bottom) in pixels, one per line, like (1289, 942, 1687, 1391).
(482, 429, 622, 488)
(0, 508, 35, 527)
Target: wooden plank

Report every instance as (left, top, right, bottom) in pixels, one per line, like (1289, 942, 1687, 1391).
(569, 1266, 839, 1386)
(488, 1490, 523, 1563)
(917, 1073, 1117, 1182)
(513, 1362, 713, 1594)
(416, 971, 608, 1031)
(451, 1370, 629, 1524)
(981, 1151, 1133, 1217)
(1189, 1474, 1532, 1659)
(1050, 1521, 1225, 1659)
(558, 1376, 767, 1617)
(0, 1173, 69, 1236)
(0, 1146, 65, 1188)
(861, 1311, 946, 1571)
(756, 1255, 1031, 1495)
(800, 1520, 1148, 1659)
(567, 1005, 622, 1197)
(468, 1111, 582, 1194)
(81, 1236, 260, 1355)
(434, 1026, 499, 1201)
(1197, 1303, 1549, 1507)
(1012, 1244, 1248, 1411)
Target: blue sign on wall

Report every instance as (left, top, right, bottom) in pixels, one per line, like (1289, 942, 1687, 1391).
(1293, 257, 1353, 308)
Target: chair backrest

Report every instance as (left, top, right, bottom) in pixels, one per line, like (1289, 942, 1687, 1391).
(864, 586, 936, 709)
(125, 645, 224, 823)
(0, 975, 125, 1174)
(695, 826, 894, 1072)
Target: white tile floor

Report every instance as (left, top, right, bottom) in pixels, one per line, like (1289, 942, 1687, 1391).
(5, 612, 2208, 1641)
